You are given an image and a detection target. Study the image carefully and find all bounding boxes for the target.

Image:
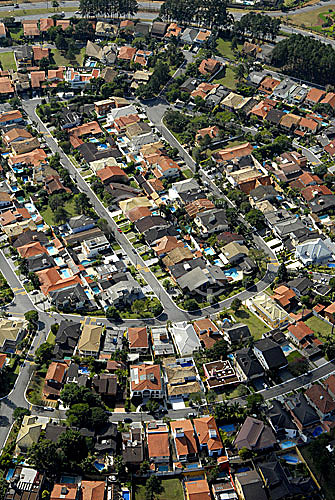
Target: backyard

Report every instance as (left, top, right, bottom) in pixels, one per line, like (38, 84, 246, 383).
(135, 479, 184, 500)
(0, 52, 16, 71)
(231, 306, 270, 339)
(214, 66, 237, 90)
(216, 38, 242, 60)
(40, 198, 78, 226)
(305, 315, 333, 340)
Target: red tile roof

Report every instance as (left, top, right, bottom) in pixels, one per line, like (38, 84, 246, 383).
(128, 327, 148, 349)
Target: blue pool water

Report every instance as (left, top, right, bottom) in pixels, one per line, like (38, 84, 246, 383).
(220, 424, 235, 433)
(46, 245, 57, 255)
(158, 465, 168, 472)
(11, 186, 18, 192)
(319, 215, 329, 220)
(170, 206, 176, 212)
(60, 269, 71, 278)
(79, 366, 89, 374)
(280, 440, 295, 449)
(204, 247, 215, 256)
(31, 214, 37, 220)
(312, 426, 324, 437)
(328, 263, 335, 268)
(282, 344, 293, 353)
(227, 353, 233, 360)
(224, 268, 239, 278)
(12, 167, 24, 173)
(89, 61, 96, 67)
(222, 318, 231, 326)
(93, 461, 105, 471)
(1, 152, 10, 157)
(81, 259, 95, 266)
(6, 469, 15, 481)
(133, 154, 141, 162)
(122, 491, 130, 500)
(37, 224, 44, 230)
(98, 143, 108, 149)
(282, 454, 300, 464)
(54, 256, 64, 266)
(237, 467, 250, 473)
(92, 286, 99, 294)
(185, 463, 199, 469)
(60, 476, 76, 484)
(118, 137, 125, 143)
(25, 202, 35, 213)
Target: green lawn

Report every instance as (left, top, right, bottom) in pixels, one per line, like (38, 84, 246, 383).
(51, 47, 85, 67)
(46, 331, 56, 344)
(2, 5, 76, 17)
(40, 198, 78, 226)
(216, 38, 242, 60)
(286, 350, 303, 363)
(0, 51, 16, 71)
(305, 315, 333, 340)
(183, 168, 193, 179)
(231, 306, 270, 339)
(135, 479, 183, 500)
(214, 66, 237, 90)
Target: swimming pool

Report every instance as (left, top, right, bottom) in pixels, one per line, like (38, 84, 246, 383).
(37, 224, 44, 230)
(312, 426, 324, 437)
(79, 366, 89, 374)
(54, 256, 64, 266)
(220, 424, 235, 433)
(60, 476, 76, 484)
(60, 269, 71, 278)
(6, 469, 15, 481)
(204, 247, 215, 256)
(280, 440, 295, 449)
(237, 467, 250, 473)
(92, 286, 100, 294)
(222, 318, 231, 326)
(81, 259, 95, 266)
(11, 186, 18, 192)
(328, 263, 335, 268)
(89, 138, 99, 143)
(98, 143, 108, 149)
(185, 463, 199, 469)
(224, 268, 239, 278)
(282, 344, 294, 353)
(282, 454, 300, 464)
(93, 461, 105, 471)
(122, 491, 130, 500)
(46, 245, 57, 256)
(158, 465, 168, 472)
(25, 202, 36, 213)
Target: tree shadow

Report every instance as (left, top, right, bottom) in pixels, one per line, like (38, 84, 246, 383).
(235, 309, 249, 319)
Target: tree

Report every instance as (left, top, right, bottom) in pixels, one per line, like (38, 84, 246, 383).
(54, 207, 67, 224)
(145, 476, 163, 500)
(231, 297, 242, 313)
(277, 263, 288, 282)
(90, 406, 108, 429)
(106, 306, 120, 320)
(35, 342, 53, 367)
(145, 399, 159, 414)
(114, 455, 124, 475)
(66, 403, 90, 428)
(238, 447, 252, 460)
(13, 407, 31, 422)
(57, 429, 89, 464)
(245, 208, 265, 230)
(27, 440, 61, 477)
(25, 310, 38, 324)
(140, 460, 150, 473)
(246, 393, 263, 412)
(74, 192, 90, 215)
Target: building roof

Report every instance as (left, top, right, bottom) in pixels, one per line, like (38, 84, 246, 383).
(45, 361, 66, 383)
(147, 422, 170, 459)
(170, 419, 197, 456)
(305, 383, 335, 415)
(97, 165, 128, 182)
(128, 326, 148, 349)
(193, 416, 223, 452)
(286, 393, 319, 428)
(118, 46, 136, 60)
(288, 321, 314, 342)
(4, 128, 32, 144)
(267, 400, 296, 432)
(306, 87, 325, 103)
(272, 285, 296, 307)
(50, 485, 78, 500)
(170, 322, 201, 356)
(81, 480, 105, 500)
(162, 246, 193, 267)
(234, 416, 276, 451)
(213, 142, 253, 162)
(254, 338, 287, 370)
(130, 364, 162, 392)
(235, 471, 267, 500)
(153, 235, 184, 256)
(198, 58, 220, 75)
(78, 324, 103, 353)
(184, 480, 211, 500)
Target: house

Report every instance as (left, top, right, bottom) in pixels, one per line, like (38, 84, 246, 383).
(198, 58, 221, 76)
(305, 87, 325, 106)
(43, 361, 67, 399)
(15, 415, 49, 454)
(253, 338, 288, 371)
(305, 383, 335, 419)
(170, 419, 197, 462)
(0, 318, 26, 354)
(234, 416, 276, 451)
(287, 277, 313, 298)
(153, 236, 184, 257)
(194, 209, 229, 237)
(162, 246, 193, 267)
(280, 113, 301, 132)
(321, 92, 335, 109)
(271, 285, 296, 310)
(184, 480, 211, 500)
(0, 192, 13, 210)
(222, 241, 249, 264)
(146, 422, 170, 464)
(52, 320, 81, 360)
(223, 323, 251, 346)
(234, 471, 267, 500)
(50, 484, 78, 500)
(49, 283, 89, 312)
(285, 393, 319, 431)
(81, 482, 105, 500)
(297, 116, 320, 135)
(67, 215, 95, 234)
(23, 21, 40, 38)
(128, 326, 148, 354)
(151, 327, 175, 356)
(259, 76, 280, 94)
(193, 318, 221, 349)
(170, 322, 202, 357)
(77, 324, 103, 357)
(164, 357, 203, 403)
(118, 46, 136, 61)
(0, 110, 23, 126)
(295, 237, 335, 266)
(234, 347, 264, 381)
(287, 322, 314, 347)
(122, 423, 144, 465)
(193, 416, 223, 457)
(249, 99, 276, 120)
(97, 165, 128, 185)
(251, 293, 290, 328)
(151, 21, 167, 37)
(267, 400, 297, 437)
(185, 199, 215, 218)
(81, 235, 110, 258)
(14, 45, 33, 68)
(32, 45, 49, 62)
(92, 374, 117, 398)
(3, 128, 32, 146)
(40, 18, 54, 31)
(265, 108, 285, 126)
(152, 156, 180, 179)
(130, 363, 163, 398)
(213, 142, 254, 163)
(136, 215, 170, 235)
(69, 121, 103, 148)
(203, 359, 239, 390)
(324, 302, 335, 323)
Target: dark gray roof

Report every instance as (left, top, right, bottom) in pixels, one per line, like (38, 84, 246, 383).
(27, 254, 54, 273)
(135, 215, 169, 234)
(44, 423, 66, 442)
(169, 256, 207, 280)
(134, 22, 150, 36)
(286, 393, 319, 428)
(249, 184, 277, 202)
(235, 470, 267, 500)
(68, 214, 95, 229)
(267, 400, 296, 432)
(287, 276, 313, 295)
(13, 229, 49, 248)
(49, 283, 88, 308)
(78, 142, 122, 163)
(265, 108, 285, 125)
(53, 320, 81, 359)
(151, 21, 167, 36)
(224, 323, 251, 344)
(308, 194, 335, 214)
(257, 460, 291, 500)
(235, 416, 276, 452)
(15, 45, 33, 60)
(254, 338, 287, 370)
(235, 347, 264, 378)
(196, 209, 228, 232)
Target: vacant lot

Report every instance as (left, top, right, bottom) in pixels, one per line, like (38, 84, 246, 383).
(0, 52, 16, 71)
(290, 6, 334, 27)
(231, 306, 270, 339)
(305, 315, 332, 340)
(216, 38, 242, 60)
(40, 198, 78, 226)
(135, 479, 184, 500)
(51, 47, 85, 67)
(214, 66, 237, 90)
